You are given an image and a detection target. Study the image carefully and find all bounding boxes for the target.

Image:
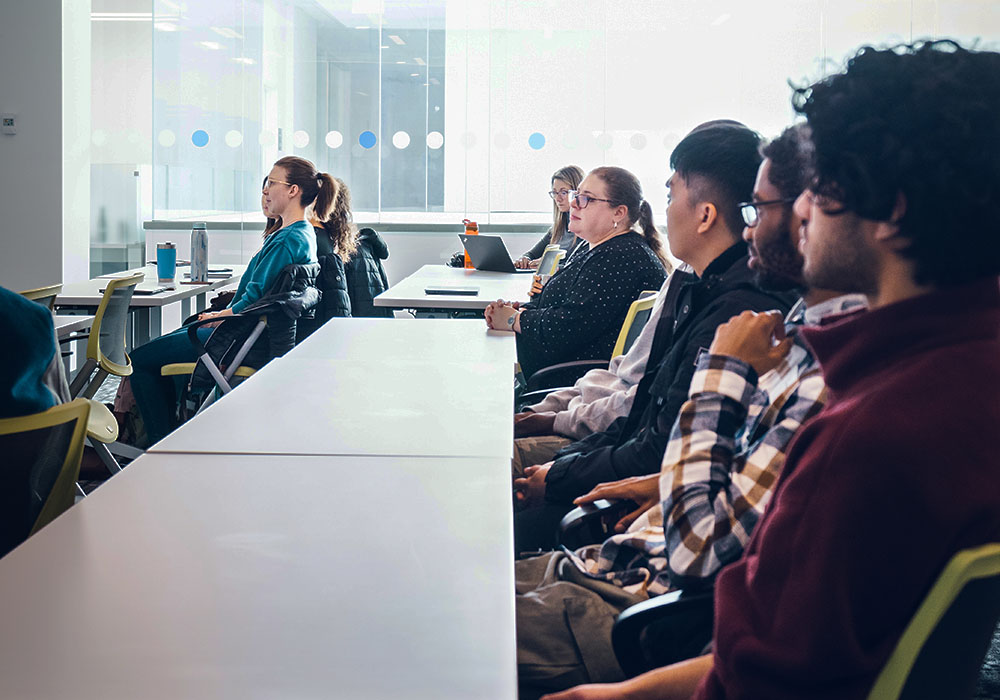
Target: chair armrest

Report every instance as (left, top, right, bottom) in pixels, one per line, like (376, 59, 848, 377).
(526, 359, 608, 392)
(84, 399, 119, 444)
(514, 386, 574, 413)
(558, 499, 639, 550)
(612, 588, 715, 677)
(182, 313, 256, 355)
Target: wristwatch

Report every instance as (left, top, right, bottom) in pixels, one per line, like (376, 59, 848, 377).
(506, 311, 518, 329)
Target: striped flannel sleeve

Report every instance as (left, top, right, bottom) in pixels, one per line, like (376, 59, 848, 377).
(659, 352, 827, 589)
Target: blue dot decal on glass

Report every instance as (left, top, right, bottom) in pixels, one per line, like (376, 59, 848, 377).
(359, 130, 377, 149)
(528, 132, 546, 150)
(191, 130, 209, 147)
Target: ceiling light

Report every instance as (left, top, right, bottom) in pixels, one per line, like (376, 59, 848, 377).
(413, 57, 425, 65)
(388, 34, 405, 45)
(154, 22, 178, 31)
(232, 56, 256, 65)
(199, 41, 223, 50)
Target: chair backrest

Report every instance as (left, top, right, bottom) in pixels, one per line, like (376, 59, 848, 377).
(0, 398, 90, 558)
(611, 289, 660, 358)
(88, 272, 143, 375)
(867, 543, 1000, 700)
(18, 283, 63, 312)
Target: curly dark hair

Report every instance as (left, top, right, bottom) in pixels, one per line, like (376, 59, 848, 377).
(760, 124, 812, 202)
(792, 39, 1000, 286)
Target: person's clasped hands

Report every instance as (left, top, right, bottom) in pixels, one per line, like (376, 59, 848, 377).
(484, 298, 521, 331)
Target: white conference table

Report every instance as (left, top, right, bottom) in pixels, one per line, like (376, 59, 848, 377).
(374, 264, 532, 312)
(149, 355, 514, 458)
(287, 316, 517, 366)
(52, 314, 94, 338)
(0, 452, 517, 700)
(56, 264, 246, 345)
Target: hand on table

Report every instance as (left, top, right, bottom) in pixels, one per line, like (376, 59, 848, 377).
(514, 256, 537, 269)
(485, 299, 521, 331)
(514, 462, 551, 507)
(573, 474, 660, 533)
(709, 309, 791, 376)
(514, 411, 557, 437)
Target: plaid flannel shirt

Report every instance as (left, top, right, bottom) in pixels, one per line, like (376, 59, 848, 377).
(568, 294, 866, 597)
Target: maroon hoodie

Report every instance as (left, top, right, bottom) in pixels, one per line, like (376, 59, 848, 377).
(697, 277, 1000, 699)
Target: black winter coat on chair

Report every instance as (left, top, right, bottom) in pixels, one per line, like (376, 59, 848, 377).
(345, 227, 392, 318)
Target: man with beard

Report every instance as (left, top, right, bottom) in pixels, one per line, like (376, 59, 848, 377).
(515, 124, 865, 699)
(544, 40, 1000, 700)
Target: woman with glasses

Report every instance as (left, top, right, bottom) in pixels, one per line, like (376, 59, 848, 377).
(130, 156, 328, 445)
(486, 166, 669, 380)
(515, 165, 586, 269)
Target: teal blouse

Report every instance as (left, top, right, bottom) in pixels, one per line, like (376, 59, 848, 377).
(230, 220, 317, 313)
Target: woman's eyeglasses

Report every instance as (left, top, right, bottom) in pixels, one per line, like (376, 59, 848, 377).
(569, 190, 613, 209)
(738, 197, 798, 227)
(548, 189, 570, 200)
(262, 177, 293, 192)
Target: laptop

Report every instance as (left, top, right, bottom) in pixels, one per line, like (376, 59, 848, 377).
(459, 234, 536, 274)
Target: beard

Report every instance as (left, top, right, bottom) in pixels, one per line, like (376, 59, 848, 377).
(751, 211, 806, 292)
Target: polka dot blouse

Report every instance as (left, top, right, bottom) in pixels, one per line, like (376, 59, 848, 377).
(516, 231, 667, 379)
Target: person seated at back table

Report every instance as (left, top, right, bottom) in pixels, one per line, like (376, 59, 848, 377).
(0, 286, 70, 418)
(332, 178, 392, 318)
(485, 166, 669, 381)
(516, 165, 587, 269)
(544, 39, 1000, 700)
(130, 155, 325, 445)
(511, 122, 796, 552)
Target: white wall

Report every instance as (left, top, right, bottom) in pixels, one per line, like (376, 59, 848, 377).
(0, 0, 90, 292)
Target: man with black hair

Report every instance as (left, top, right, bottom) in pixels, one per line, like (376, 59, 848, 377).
(513, 121, 795, 551)
(544, 40, 1000, 700)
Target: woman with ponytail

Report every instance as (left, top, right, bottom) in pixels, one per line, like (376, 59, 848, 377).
(130, 156, 320, 443)
(304, 175, 355, 324)
(486, 166, 669, 379)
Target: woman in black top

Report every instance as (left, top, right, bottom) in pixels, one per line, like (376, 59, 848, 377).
(486, 166, 669, 379)
(515, 165, 586, 269)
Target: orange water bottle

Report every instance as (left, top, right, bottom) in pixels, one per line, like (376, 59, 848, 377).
(463, 218, 478, 269)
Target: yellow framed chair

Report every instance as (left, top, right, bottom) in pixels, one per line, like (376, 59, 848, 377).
(65, 272, 143, 400)
(521, 288, 661, 397)
(0, 398, 90, 558)
(60, 272, 143, 475)
(867, 543, 1000, 700)
(18, 283, 63, 312)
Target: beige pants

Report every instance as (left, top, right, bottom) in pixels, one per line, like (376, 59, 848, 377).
(512, 435, 572, 479)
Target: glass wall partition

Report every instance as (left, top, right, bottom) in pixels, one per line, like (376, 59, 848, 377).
(85, 0, 997, 254)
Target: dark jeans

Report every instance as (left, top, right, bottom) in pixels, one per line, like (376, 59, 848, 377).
(514, 501, 575, 555)
(130, 326, 211, 445)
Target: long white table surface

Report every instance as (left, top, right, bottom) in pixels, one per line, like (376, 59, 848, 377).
(149, 356, 514, 458)
(0, 452, 517, 700)
(56, 264, 246, 344)
(374, 264, 532, 311)
(288, 317, 516, 365)
(52, 314, 94, 337)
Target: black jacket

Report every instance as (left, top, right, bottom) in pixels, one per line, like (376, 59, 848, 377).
(310, 226, 353, 324)
(544, 244, 796, 503)
(345, 228, 391, 318)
